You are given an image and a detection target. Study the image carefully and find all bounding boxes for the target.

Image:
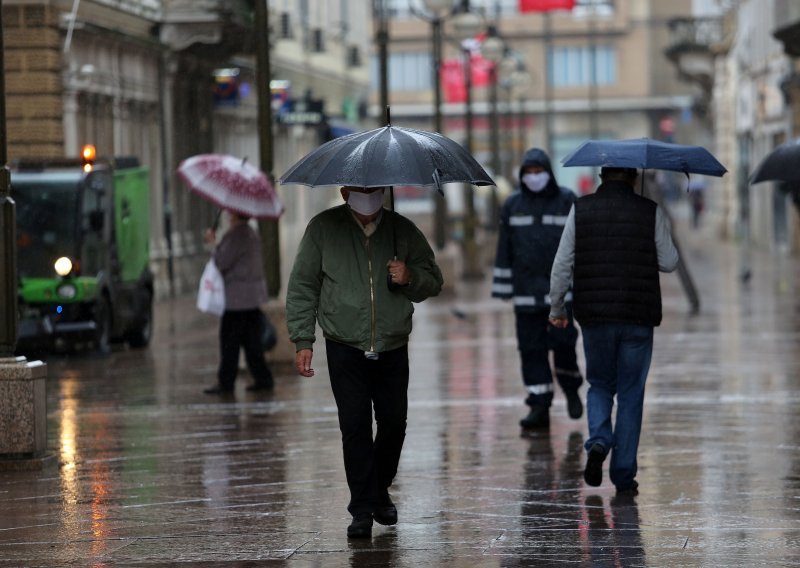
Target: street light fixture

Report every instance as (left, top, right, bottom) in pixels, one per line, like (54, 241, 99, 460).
(498, 52, 530, 180)
(416, 0, 455, 251)
(480, 27, 505, 230)
(450, 3, 484, 279)
(413, 0, 483, 277)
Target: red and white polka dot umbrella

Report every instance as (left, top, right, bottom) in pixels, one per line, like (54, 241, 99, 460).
(177, 154, 284, 219)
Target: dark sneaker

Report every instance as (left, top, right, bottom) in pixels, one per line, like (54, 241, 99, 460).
(374, 494, 398, 526)
(519, 406, 550, 429)
(565, 390, 583, 419)
(584, 443, 606, 487)
(347, 513, 373, 538)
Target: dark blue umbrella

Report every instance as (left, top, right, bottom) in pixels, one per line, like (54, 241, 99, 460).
(561, 138, 727, 177)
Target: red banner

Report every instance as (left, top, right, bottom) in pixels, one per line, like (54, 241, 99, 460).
(441, 54, 495, 103)
(519, 0, 575, 12)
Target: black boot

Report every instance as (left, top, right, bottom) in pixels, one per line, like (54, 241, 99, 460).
(565, 389, 583, 419)
(519, 405, 550, 429)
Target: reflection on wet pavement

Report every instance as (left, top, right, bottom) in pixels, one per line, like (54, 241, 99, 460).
(1, 232, 800, 566)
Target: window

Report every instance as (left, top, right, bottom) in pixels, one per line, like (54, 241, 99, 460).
(371, 52, 433, 92)
(548, 45, 616, 87)
(573, 0, 615, 16)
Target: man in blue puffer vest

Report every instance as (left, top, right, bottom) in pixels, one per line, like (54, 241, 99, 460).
(492, 147, 584, 430)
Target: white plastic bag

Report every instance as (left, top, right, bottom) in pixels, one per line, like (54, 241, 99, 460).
(196, 259, 225, 316)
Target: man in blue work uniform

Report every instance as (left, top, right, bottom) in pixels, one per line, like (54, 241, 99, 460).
(492, 148, 584, 430)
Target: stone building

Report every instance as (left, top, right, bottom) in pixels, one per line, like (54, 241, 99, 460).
(667, 0, 800, 253)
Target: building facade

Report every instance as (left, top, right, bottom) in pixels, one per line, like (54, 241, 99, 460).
(375, 0, 698, 198)
(668, 0, 800, 253)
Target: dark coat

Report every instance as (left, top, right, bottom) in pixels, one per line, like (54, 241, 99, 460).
(492, 148, 576, 312)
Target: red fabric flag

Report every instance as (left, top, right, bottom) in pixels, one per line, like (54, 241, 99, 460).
(441, 60, 466, 103)
(519, 0, 575, 12)
(441, 54, 496, 103)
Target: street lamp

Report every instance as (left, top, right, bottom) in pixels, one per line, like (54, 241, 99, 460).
(480, 26, 505, 230)
(413, 0, 483, 277)
(451, 4, 484, 279)
(415, 0, 456, 251)
(498, 52, 530, 178)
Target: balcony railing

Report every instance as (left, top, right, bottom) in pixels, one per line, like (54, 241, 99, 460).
(665, 17, 724, 55)
(664, 17, 724, 95)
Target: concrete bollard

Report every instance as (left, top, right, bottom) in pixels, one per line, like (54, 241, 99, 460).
(0, 356, 48, 469)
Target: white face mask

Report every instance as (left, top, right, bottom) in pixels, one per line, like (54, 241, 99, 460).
(522, 172, 550, 192)
(347, 189, 385, 215)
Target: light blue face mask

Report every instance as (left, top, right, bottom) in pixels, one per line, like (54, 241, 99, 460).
(347, 189, 385, 215)
(522, 172, 550, 192)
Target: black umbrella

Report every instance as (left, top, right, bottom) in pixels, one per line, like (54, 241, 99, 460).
(562, 137, 727, 177)
(749, 139, 800, 184)
(278, 124, 495, 193)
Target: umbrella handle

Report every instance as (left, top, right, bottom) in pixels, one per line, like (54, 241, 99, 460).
(212, 209, 223, 231)
(387, 202, 401, 291)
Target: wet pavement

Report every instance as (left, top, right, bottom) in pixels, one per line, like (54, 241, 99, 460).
(2, 225, 800, 567)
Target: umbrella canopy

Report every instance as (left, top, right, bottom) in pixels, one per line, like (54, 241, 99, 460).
(279, 125, 495, 191)
(749, 139, 800, 184)
(177, 154, 284, 220)
(561, 138, 727, 177)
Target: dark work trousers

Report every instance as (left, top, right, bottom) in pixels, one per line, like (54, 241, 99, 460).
(326, 339, 409, 516)
(515, 307, 582, 408)
(218, 309, 273, 389)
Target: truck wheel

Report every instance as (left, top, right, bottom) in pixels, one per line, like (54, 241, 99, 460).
(94, 296, 112, 355)
(127, 292, 153, 348)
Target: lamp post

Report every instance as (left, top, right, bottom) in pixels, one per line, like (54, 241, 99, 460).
(254, 1, 280, 297)
(480, 27, 505, 230)
(376, 0, 390, 123)
(0, 8, 15, 358)
(415, 0, 455, 250)
(452, 5, 483, 279)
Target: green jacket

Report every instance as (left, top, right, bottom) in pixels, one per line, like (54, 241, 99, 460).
(287, 205, 443, 353)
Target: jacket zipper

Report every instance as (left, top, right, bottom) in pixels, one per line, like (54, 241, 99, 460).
(366, 237, 376, 352)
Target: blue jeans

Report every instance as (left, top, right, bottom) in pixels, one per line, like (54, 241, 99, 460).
(581, 323, 653, 490)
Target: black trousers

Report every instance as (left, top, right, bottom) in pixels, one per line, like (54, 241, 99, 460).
(218, 309, 273, 389)
(515, 308, 582, 408)
(326, 339, 409, 516)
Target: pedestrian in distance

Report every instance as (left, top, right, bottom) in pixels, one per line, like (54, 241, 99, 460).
(286, 186, 443, 539)
(492, 147, 584, 431)
(203, 210, 274, 394)
(687, 177, 706, 229)
(549, 166, 679, 495)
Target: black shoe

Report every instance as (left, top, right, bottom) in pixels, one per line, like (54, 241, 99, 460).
(347, 513, 373, 538)
(246, 382, 274, 392)
(374, 495, 398, 526)
(520, 406, 550, 429)
(615, 480, 639, 496)
(584, 443, 606, 487)
(203, 385, 234, 394)
(565, 390, 583, 419)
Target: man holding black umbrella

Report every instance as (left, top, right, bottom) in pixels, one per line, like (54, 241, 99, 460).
(287, 186, 443, 539)
(549, 166, 679, 495)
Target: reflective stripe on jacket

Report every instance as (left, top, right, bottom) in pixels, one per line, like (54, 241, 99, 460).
(492, 186, 576, 312)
